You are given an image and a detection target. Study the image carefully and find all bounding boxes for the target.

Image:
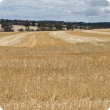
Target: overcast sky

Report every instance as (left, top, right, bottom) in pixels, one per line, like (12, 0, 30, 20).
(0, 0, 110, 22)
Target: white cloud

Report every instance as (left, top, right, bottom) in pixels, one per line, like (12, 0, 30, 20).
(0, 0, 110, 22)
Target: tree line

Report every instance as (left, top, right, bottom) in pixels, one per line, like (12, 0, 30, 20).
(1, 19, 110, 32)
(0, 20, 64, 32)
(0, 20, 84, 32)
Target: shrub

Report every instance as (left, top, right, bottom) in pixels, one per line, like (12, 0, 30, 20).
(18, 28, 24, 32)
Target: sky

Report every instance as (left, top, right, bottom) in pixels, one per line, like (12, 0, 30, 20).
(0, 0, 110, 22)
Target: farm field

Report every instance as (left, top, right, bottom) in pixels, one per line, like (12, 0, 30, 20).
(0, 30, 110, 110)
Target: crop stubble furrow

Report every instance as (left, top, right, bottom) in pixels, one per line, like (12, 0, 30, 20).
(0, 30, 110, 110)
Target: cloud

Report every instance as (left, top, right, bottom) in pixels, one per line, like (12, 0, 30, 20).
(85, 0, 109, 7)
(0, 0, 110, 22)
(84, 7, 101, 16)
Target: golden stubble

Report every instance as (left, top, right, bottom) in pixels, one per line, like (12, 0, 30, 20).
(0, 32, 22, 38)
(0, 30, 110, 110)
(67, 30, 110, 39)
(94, 29, 110, 32)
(16, 31, 71, 47)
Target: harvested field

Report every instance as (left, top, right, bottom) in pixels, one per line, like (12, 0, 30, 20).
(49, 31, 110, 45)
(67, 30, 110, 38)
(94, 29, 110, 32)
(82, 30, 110, 35)
(0, 30, 110, 110)
(0, 32, 22, 38)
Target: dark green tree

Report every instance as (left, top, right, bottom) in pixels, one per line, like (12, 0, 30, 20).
(24, 20, 30, 31)
(48, 23, 54, 30)
(31, 21, 36, 26)
(37, 21, 48, 31)
(72, 25, 74, 30)
(74, 23, 79, 29)
(1, 22, 14, 32)
(37, 21, 47, 28)
(55, 24, 62, 30)
(66, 23, 72, 30)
